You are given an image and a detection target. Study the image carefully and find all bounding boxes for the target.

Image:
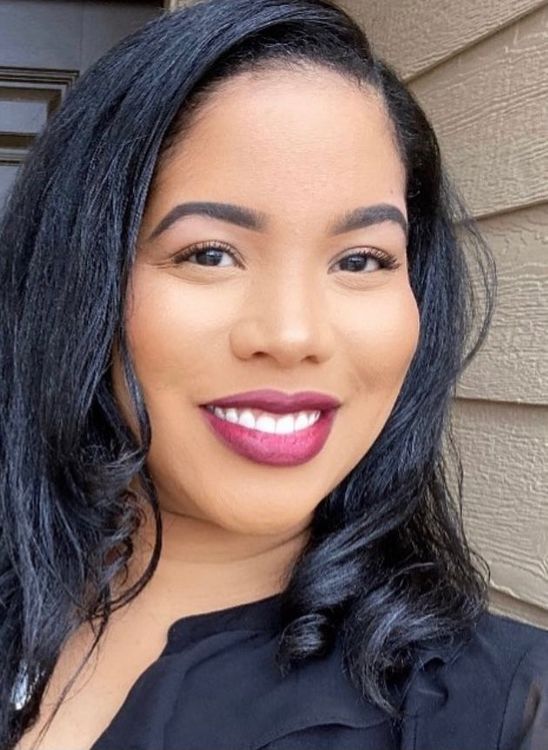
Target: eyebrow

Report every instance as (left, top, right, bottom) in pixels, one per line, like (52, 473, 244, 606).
(147, 200, 408, 241)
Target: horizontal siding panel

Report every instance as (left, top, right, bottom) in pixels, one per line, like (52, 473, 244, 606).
(456, 204, 548, 405)
(340, 0, 546, 80)
(453, 398, 548, 611)
(409, 6, 548, 219)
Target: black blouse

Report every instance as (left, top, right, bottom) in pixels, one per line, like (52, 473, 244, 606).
(89, 593, 548, 750)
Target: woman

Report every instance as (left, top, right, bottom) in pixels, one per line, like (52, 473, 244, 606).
(2, 0, 547, 748)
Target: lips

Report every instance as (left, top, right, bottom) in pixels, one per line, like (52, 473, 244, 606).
(202, 389, 341, 415)
(200, 403, 338, 466)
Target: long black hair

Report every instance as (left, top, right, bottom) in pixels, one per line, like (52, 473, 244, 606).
(0, 0, 496, 746)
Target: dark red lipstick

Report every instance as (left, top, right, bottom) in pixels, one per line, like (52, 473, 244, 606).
(199, 389, 341, 466)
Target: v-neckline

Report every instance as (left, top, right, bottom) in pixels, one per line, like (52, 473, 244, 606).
(88, 592, 283, 749)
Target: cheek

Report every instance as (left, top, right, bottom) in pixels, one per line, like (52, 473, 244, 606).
(124, 267, 230, 389)
(341, 282, 420, 393)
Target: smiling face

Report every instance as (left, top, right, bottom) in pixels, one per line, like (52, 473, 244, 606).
(112, 65, 420, 538)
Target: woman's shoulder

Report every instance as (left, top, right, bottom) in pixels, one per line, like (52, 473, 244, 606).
(476, 608, 548, 650)
(455, 608, 548, 676)
(454, 609, 548, 703)
(249, 610, 548, 750)
(405, 610, 548, 750)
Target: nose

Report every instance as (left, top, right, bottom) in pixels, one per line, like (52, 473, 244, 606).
(229, 268, 336, 368)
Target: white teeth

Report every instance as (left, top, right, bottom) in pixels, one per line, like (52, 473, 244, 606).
(224, 408, 239, 424)
(209, 406, 321, 434)
(238, 409, 255, 429)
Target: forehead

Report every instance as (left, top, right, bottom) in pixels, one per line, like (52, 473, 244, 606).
(150, 66, 405, 222)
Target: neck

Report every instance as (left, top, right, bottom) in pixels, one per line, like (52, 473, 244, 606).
(113, 494, 311, 621)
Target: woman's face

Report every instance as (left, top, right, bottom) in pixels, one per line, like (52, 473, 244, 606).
(112, 66, 420, 538)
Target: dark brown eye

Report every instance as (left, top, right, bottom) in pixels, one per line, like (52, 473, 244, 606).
(335, 249, 401, 273)
(173, 242, 238, 267)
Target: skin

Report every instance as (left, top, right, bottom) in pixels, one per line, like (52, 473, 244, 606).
(20, 65, 420, 749)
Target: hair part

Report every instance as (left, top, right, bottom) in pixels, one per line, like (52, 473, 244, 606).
(0, 1, 495, 747)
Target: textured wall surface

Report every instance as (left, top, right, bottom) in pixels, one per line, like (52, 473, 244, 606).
(172, 0, 548, 627)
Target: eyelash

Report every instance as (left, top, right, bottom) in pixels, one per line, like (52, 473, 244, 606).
(171, 240, 402, 273)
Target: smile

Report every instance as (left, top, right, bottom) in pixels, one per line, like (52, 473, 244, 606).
(200, 405, 338, 466)
(204, 405, 322, 434)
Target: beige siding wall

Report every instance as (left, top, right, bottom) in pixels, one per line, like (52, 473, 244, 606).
(171, 0, 548, 626)
(340, 0, 548, 627)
